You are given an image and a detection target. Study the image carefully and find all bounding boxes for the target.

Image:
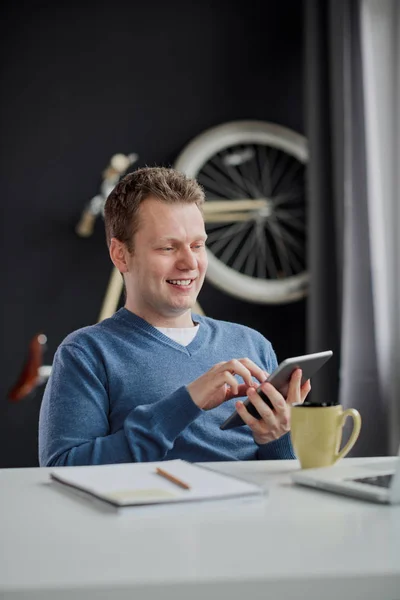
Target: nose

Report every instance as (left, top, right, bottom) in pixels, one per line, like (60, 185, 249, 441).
(177, 247, 197, 271)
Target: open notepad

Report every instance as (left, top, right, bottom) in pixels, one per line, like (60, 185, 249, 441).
(50, 459, 264, 509)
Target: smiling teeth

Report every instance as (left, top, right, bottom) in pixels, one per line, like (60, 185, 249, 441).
(169, 280, 191, 286)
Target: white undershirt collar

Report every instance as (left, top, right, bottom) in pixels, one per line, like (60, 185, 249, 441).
(155, 324, 200, 346)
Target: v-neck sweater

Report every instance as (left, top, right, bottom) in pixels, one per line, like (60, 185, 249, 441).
(39, 308, 294, 466)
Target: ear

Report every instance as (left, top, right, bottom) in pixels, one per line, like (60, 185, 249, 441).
(109, 238, 130, 273)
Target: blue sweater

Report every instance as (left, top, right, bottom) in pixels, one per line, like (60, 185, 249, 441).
(39, 308, 295, 466)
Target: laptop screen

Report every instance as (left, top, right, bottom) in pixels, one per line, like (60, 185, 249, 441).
(349, 474, 393, 489)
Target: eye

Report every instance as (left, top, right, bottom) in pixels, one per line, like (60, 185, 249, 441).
(160, 247, 174, 251)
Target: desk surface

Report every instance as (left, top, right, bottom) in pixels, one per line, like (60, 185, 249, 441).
(1, 458, 399, 600)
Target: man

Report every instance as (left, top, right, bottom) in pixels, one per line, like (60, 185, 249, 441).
(39, 167, 310, 466)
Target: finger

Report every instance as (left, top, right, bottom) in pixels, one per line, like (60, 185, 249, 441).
(235, 399, 266, 429)
(286, 368, 303, 406)
(252, 385, 290, 428)
(226, 382, 255, 400)
(300, 379, 311, 403)
(219, 371, 240, 396)
(221, 359, 255, 388)
(247, 386, 278, 421)
(252, 383, 286, 414)
(238, 358, 269, 384)
(248, 386, 291, 435)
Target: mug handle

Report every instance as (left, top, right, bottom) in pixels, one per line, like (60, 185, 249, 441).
(334, 409, 362, 463)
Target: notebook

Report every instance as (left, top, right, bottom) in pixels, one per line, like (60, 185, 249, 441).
(50, 459, 264, 509)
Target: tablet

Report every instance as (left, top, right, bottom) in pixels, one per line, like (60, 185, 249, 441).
(219, 350, 333, 430)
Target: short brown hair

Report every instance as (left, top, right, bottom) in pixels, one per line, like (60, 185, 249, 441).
(104, 166, 205, 251)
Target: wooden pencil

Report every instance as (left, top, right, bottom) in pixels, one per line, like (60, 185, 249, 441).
(155, 467, 191, 490)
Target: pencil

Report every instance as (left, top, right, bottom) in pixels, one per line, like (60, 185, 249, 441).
(155, 467, 191, 490)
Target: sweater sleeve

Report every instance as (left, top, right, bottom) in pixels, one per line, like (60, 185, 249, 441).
(38, 344, 201, 466)
(256, 432, 296, 460)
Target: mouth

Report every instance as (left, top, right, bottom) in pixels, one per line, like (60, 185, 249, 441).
(166, 279, 195, 288)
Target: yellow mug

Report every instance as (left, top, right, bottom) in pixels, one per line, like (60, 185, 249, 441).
(290, 403, 362, 469)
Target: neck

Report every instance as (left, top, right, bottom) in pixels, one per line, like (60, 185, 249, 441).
(124, 303, 194, 328)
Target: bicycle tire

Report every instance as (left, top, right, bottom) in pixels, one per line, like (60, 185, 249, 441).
(174, 120, 309, 304)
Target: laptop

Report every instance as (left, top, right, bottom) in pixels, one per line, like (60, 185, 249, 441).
(292, 450, 400, 504)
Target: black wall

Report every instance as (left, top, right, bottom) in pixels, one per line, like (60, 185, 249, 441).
(0, 0, 305, 467)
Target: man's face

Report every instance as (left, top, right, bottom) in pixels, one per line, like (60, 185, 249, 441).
(122, 197, 208, 326)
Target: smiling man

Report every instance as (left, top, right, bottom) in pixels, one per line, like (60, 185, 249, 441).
(110, 196, 207, 327)
(39, 167, 310, 466)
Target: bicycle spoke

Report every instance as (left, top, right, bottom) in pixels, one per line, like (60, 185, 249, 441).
(272, 221, 305, 256)
(278, 241, 303, 273)
(272, 192, 303, 209)
(204, 221, 228, 231)
(198, 173, 241, 200)
(274, 207, 305, 217)
(243, 242, 257, 277)
(256, 223, 279, 279)
(208, 156, 250, 198)
(201, 162, 248, 199)
(258, 144, 273, 197)
(208, 222, 251, 255)
(271, 228, 304, 262)
(208, 232, 237, 256)
(264, 225, 290, 279)
(197, 173, 234, 199)
(255, 233, 269, 279)
(271, 238, 295, 277)
(203, 190, 229, 200)
(265, 220, 292, 278)
(275, 209, 306, 233)
(272, 158, 304, 196)
(266, 219, 304, 272)
(232, 226, 257, 273)
(206, 220, 250, 244)
(270, 151, 292, 196)
(214, 150, 259, 198)
(250, 145, 264, 192)
(233, 145, 263, 198)
(219, 222, 253, 266)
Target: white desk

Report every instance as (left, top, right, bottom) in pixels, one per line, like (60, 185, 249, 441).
(1, 458, 399, 600)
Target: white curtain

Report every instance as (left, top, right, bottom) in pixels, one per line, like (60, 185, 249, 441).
(360, 0, 400, 454)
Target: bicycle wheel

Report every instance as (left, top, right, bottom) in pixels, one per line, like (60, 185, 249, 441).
(174, 120, 308, 304)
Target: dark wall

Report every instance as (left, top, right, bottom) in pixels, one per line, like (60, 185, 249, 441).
(0, 0, 305, 467)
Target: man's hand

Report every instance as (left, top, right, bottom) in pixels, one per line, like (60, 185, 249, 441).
(187, 358, 267, 411)
(235, 368, 311, 445)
